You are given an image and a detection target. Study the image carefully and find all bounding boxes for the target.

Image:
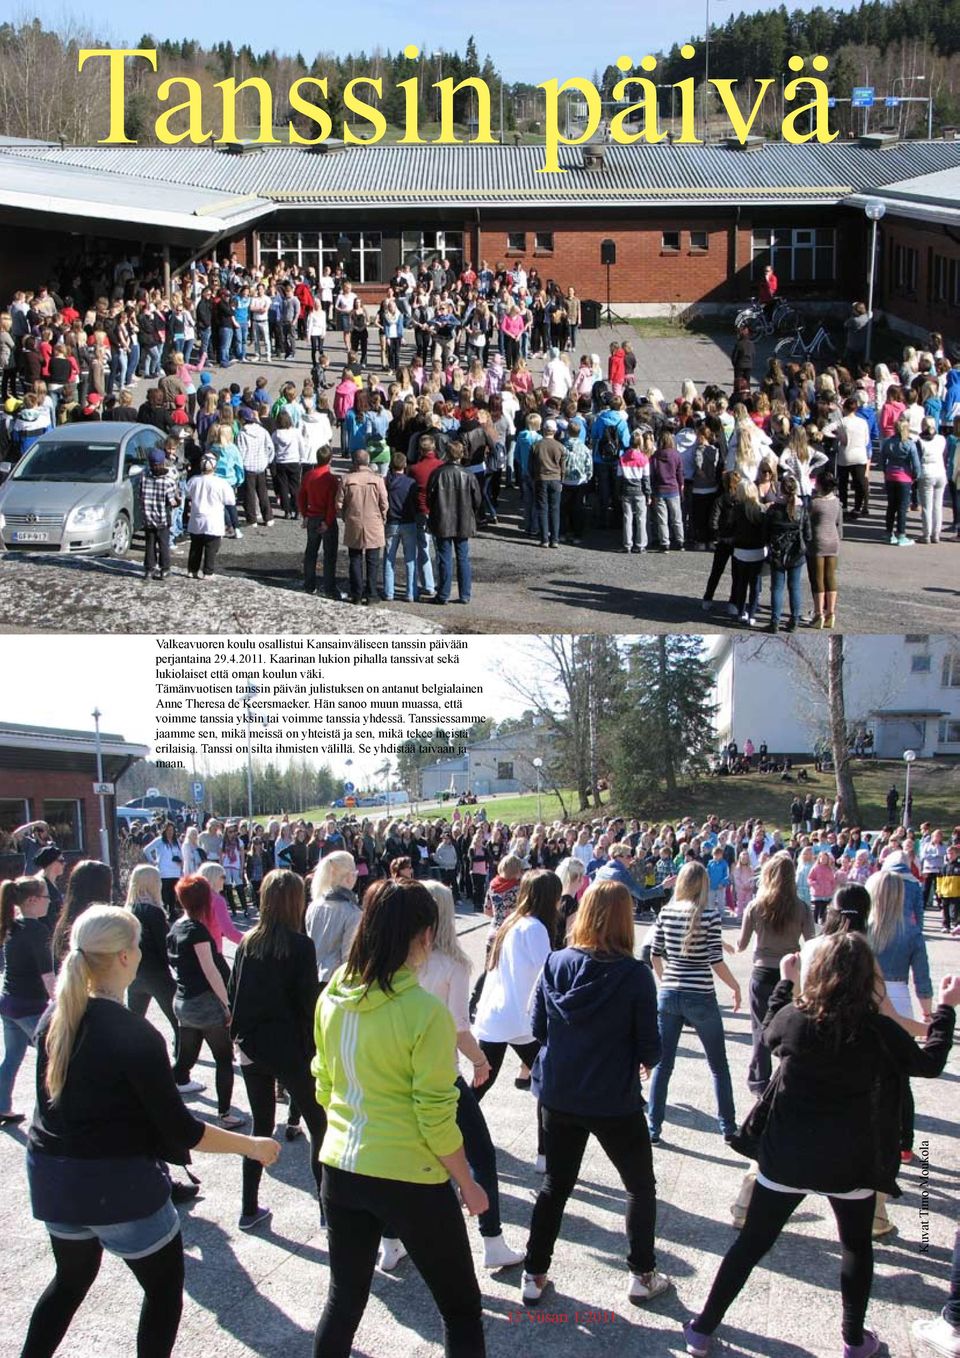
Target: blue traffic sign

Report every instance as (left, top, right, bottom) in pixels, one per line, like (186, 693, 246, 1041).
(192, 781, 205, 804)
(827, 97, 837, 108)
(885, 96, 900, 107)
(343, 781, 355, 794)
(851, 86, 875, 108)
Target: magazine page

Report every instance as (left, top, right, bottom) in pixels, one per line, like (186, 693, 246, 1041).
(0, 8, 958, 1357)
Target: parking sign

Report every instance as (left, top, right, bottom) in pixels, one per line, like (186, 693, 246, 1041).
(192, 781, 205, 804)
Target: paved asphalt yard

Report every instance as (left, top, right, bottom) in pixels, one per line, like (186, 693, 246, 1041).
(2, 325, 957, 635)
(1, 908, 957, 1358)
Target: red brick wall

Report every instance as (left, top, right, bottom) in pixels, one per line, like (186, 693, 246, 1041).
(878, 219, 960, 337)
(3, 770, 105, 863)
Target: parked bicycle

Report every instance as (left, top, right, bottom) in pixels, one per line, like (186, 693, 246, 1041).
(734, 296, 798, 337)
(774, 323, 836, 360)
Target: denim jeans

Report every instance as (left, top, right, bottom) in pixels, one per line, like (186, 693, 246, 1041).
(384, 521, 418, 600)
(415, 514, 436, 594)
(747, 966, 780, 1094)
(521, 475, 537, 534)
(621, 484, 648, 550)
(144, 343, 163, 378)
(769, 561, 803, 624)
(195, 327, 212, 364)
(454, 1076, 502, 1238)
(0, 1011, 40, 1112)
(647, 988, 737, 1137)
(884, 479, 912, 537)
(595, 462, 617, 522)
(217, 325, 235, 366)
(536, 479, 561, 545)
(654, 493, 684, 548)
(348, 547, 381, 601)
(436, 537, 472, 603)
(253, 319, 271, 360)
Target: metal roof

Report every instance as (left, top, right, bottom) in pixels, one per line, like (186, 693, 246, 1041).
(4, 140, 960, 211)
(0, 151, 274, 234)
(847, 164, 960, 227)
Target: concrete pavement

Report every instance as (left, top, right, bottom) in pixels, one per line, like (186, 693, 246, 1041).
(1, 905, 957, 1357)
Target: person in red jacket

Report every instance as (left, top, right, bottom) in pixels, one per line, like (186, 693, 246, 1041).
(298, 446, 341, 598)
(608, 342, 626, 397)
(294, 279, 315, 340)
(759, 263, 778, 317)
(407, 433, 443, 599)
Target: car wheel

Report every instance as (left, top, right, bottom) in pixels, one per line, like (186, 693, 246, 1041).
(111, 513, 131, 556)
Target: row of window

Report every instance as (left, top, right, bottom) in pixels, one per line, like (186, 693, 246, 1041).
(0, 798, 84, 852)
(255, 225, 843, 286)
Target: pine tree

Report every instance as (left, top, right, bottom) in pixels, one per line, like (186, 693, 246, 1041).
(610, 636, 717, 807)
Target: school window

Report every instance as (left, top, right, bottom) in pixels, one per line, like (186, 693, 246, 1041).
(401, 230, 464, 275)
(939, 720, 960, 745)
(941, 653, 960, 687)
(751, 227, 836, 283)
(257, 230, 382, 284)
(497, 762, 514, 781)
(911, 655, 931, 673)
(507, 231, 527, 252)
(892, 242, 918, 295)
(42, 800, 84, 852)
(535, 231, 554, 253)
(662, 231, 680, 252)
(905, 634, 929, 644)
(931, 254, 960, 308)
(0, 798, 30, 847)
(689, 230, 709, 251)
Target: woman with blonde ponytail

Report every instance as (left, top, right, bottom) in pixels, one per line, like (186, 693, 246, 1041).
(22, 905, 280, 1358)
(646, 861, 741, 1145)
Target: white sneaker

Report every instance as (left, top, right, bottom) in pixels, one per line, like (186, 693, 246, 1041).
(234, 529, 244, 540)
(377, 1237, 407, 1271)
(482, 1234, 525, 1270)
(628, 1270, 672, 1304)
(521, 1271, 548, 1303)
(534, 1154, 547, 1174)
(912, 1316, 960, 1358)
(176, 1080, 204, 1095)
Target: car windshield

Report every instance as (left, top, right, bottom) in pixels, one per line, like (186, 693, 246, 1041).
(12, 442, 120, 483)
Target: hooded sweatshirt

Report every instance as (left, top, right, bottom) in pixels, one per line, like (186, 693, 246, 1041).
(530, 947, 660, 1117)
(312, 964, 462, 1183)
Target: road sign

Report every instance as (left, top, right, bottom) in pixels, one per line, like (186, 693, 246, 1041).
(343, 781, 355, 794)
(93, 781, 115, 796)
(885, 96, 900, 107)
(827, 97, 837, 108)
(851, 87, 875, 108)
(192, 781, 205, 804)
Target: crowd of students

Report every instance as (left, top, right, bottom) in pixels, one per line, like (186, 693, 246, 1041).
(3, 257, 958, 622)
(1, 798, 958, 1358)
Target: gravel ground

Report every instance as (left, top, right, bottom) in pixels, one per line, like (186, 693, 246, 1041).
(1, 907, 957, 1358)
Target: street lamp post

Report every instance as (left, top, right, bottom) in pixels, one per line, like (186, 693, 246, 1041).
(533, 757, 544, 823)
(902, 748, 916, 829)
(92, 707, 110, 867)
(243, 684, 258, 821)
(863, 198, 886, 366)
(892, 74, 926, 137)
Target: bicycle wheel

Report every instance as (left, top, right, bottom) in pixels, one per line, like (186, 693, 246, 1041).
(775, 307, 799, 335)
(774, 334, 797, 358)
(735, 310, 757, 331)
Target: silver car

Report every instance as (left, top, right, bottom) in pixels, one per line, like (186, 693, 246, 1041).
(0, 423, 168, 556)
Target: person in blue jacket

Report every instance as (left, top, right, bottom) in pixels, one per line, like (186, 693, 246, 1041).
(592, 843, 646, 908)
(521, 880, 669, 1310)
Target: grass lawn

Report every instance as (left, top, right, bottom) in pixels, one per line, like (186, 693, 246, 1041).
(282, 759, 957, 832)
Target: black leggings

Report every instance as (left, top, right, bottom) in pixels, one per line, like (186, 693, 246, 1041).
(128, 976, 179, 1060)
(222, 882, 246, 915)
(694, 1182, 875, 1346)
(316, 1164, 485, 1358)
(241, 1058, 326, 1217)
(160, 878, 180, 919)
(21, 1230, 184, 1358)
(475, 1038, 544, 1154)
(173, 1022, 234, 1116)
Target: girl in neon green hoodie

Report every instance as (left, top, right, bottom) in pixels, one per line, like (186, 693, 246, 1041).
(312, 879, 487, 1358)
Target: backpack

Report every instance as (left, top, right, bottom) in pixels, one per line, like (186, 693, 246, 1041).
(598, 422, 622, 464)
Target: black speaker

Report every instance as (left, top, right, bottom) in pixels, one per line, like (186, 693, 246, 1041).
(600, 239, 617, 265)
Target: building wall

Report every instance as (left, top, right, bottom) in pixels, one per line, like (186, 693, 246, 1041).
(711, 636, 960, 757)
(0, 768, 107, 861)
(877, 216, 960, 339)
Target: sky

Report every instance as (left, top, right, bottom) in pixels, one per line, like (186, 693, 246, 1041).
(30, 0, 858, 84)
(8, 634, 557, 784)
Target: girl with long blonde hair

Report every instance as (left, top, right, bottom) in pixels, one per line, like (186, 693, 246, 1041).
(647, 862, 741, 1144)
(124, 864, 179, 1050)
(22, 905, 277, 1358)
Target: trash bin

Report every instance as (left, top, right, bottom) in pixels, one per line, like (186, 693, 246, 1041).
(581, 299, 601, 329)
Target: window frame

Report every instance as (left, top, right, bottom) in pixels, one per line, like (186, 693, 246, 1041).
(534, 230, 555, 254)
(661, 230, 681, 253)
(42, 798, 85, 853)
(506, 231, 527, 253)
(689, 230, 709, 253)
(911, 655, 932, 673)
(751, 226, 837, 283)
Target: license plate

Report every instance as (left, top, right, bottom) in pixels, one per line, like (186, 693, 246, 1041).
(12, 531, 49, 542)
